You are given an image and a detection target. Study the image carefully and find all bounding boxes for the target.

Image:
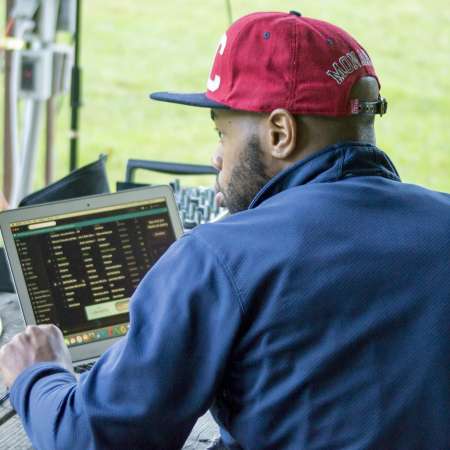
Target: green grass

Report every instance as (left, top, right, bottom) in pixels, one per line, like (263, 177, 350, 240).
(1, 0, 449, 194)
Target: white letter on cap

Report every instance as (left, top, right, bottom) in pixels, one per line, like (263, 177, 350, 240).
(207, 33, 227, 92)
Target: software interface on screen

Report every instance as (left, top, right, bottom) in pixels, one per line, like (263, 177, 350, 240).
(10, 198, 176, 347)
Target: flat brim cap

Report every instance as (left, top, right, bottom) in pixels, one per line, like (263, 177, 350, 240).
(150, 12, 382, 116)
(149, 92, 229, 109)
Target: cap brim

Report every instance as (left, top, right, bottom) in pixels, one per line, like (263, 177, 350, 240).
(149, 92, 229, 109)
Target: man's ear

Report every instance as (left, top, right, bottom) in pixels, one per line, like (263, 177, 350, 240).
(264, 108, 297, 160)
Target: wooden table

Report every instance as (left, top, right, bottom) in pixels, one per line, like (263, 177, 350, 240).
(0, 293, 220, 449)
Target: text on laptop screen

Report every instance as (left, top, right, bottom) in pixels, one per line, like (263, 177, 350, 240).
(9, 198, 176, 347)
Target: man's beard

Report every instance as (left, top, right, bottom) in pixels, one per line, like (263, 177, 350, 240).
(218, 135, 272, 214)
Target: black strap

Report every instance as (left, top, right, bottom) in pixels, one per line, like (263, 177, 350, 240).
(351, 96, 388, 116)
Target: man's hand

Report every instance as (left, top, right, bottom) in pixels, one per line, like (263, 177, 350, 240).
(0, 324, 73, 389)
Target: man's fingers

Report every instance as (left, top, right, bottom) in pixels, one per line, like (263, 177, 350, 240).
(38, 324, 62, 334)
(5, 325, 65, 353)
(0, 323, 72, 388)
(24, 324, 62, 338)
(4, 333, 28, 355)
(24, 325, 40, 336)
(2, 324, 66, 354)
(12, 331, 30, 345)
(48, 324, 63, 337)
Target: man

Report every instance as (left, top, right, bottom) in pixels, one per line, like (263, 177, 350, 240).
(0, 11, 449, 450)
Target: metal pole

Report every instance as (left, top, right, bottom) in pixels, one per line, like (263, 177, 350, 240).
(69, 0, 82, 171)
(3, 0, 14, 202)
(18, 99, 44, 202)
(42, 0, 58, 186)
(46, 96, 56, 184)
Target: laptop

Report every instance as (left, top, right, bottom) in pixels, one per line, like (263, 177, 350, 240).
(0, 185, 183, 371)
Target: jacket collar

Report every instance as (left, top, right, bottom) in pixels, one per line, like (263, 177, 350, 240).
(248, 142, 401, 209)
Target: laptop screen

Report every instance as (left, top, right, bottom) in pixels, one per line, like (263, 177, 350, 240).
(9, 197, 176, 348)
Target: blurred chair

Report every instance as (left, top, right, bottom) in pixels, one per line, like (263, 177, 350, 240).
(117, 159, 216, 191)
(19, 154, 109, 207)
(117, 159, 225, 229)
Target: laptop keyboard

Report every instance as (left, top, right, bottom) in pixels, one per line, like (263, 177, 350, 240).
(171, 181, 228, 229)
(74, 361, 95, 374)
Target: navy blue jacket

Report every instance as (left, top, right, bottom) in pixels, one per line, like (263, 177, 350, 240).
(10, 143, 450, 449)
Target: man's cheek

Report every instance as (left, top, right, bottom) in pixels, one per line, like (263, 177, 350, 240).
(219, 163, 233, 188)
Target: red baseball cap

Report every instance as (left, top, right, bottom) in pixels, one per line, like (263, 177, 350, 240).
(150, 11, 387, 117)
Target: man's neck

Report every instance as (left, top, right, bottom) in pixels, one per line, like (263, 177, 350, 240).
(294, 115, 376, 163)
